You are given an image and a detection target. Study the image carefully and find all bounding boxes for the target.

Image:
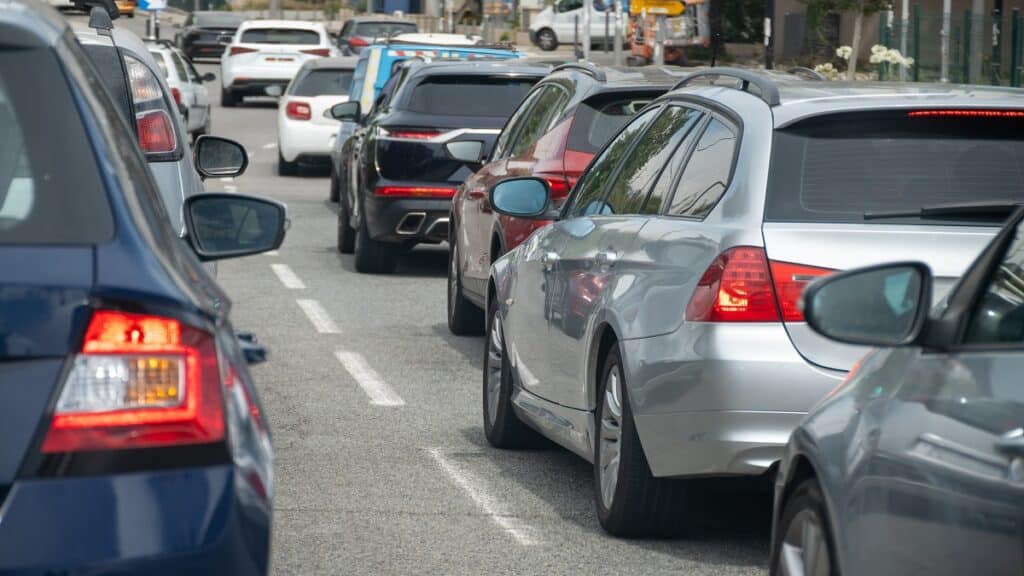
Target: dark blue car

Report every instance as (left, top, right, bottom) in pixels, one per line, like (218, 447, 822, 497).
(0, 1, 283, 573)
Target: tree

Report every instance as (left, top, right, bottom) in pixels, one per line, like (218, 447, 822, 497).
(801, 0, 889, 80)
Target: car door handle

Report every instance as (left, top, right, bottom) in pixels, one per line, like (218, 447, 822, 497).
(995, 430, 1024, 456)
(595, 251, 618, 267)
(541, 251, 559, 269)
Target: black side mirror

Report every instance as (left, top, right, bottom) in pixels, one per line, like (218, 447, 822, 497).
(236, 331, 268, 365)
(330, 101, 362, 122)
(184, 193, 288, 261)
(802, 262, 932, 347)
(194, 135, 248, 179)
(489, 177, 556, 220)
(200, 72, 216, 83)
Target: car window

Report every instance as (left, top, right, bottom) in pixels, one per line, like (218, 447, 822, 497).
(507, 85, 569, 158)
(0, 46, 112, 244)
(349, 57, 368, 102)
(964, 221, 1024, 345)
(182, 52, 202, 82)
(150, 50, 169, 77)
(667, 117, 738, 218)
(642, 108, 704, 214)
(564, 106, 659, 218)
(492, 86, 546, 160)
(354, 22, 417, 38)
(404, 76, 537, 117)
(170, 50, 190, 82)
(340, 21, 353, 37)
(766, 110, 1024, 225)
(290, 69, 354, 96)
(603, 106, 703, 215)
(557, 0, 582, 12)
(567, 95, 657, 154)
(241, 28, 321, 45)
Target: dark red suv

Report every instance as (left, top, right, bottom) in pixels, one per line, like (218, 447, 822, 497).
(448, 63, 681, 334)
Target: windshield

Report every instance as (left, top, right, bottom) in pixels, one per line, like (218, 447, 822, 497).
(194, 12, 245, 27)
(405, 76, 537, 117)
(241, 28, 322, 45)
(766, 110, 1024, 225)
(354, 21, 417, 38)
(290, 69, 354, 96)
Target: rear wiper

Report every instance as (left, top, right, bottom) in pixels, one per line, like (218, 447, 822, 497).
(864, 200, 1023, 221)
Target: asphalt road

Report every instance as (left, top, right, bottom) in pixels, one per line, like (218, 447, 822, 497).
(72, 13, 772, 574)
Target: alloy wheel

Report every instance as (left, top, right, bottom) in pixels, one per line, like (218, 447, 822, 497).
(485, 309, 503, 428)
(780, 508, 831, 576)
(598, 366, 623, 510)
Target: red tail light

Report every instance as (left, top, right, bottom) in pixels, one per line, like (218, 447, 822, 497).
(769, 260, 834, 322)
(136, 110, 177, 154)
(381, 128, 444, 140)
(541, 176, 571, 200)
(685, 247, 779, 322)
(301, 48, 330, 57)
(374, 186, 457, 198)
(286, 100, 312, 121)
(171, 87, 182, 106)
(348, 36, 369, 47)
(41, 311, 225, 453)
(907, 109, 1024, 119)
(230, 46, 257, 56)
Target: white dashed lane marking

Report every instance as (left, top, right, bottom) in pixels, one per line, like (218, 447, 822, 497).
(334, 350, 405, 407)
(271, 264, 306, 289)
(296, 299, 340, 334)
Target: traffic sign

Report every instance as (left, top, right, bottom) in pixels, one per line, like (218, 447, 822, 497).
(138, 0, 167, 11)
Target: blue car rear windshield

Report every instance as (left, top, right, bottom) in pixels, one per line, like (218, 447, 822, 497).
(404, 76, 537, 117)
(0, 48, 112, 245)
(766, 110, 1024, 225)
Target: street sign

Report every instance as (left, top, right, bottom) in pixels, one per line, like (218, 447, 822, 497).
(138, 0, 166, 11)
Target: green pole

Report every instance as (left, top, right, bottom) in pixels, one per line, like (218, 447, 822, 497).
(878, 11, 889, 80)
(913, 4, 921, 82)
(1013, 8, 1021, 87)
(962, 10, 971, 83)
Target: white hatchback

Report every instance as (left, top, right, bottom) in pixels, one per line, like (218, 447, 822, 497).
(147, 40, 213, 138)
(220, 20, 338, 107)
(274, 57, 356, 176)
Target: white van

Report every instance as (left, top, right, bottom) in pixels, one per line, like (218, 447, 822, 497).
(528, 0, 614, 51)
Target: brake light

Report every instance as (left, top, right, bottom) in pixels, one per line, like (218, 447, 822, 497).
(301, 48, 331, 57)
(907, 109, 1024, 118)
(230, 46, 257, 56)
(136, 110, 177, 154)
(685, 247, 780, 322)
(348, 36, 369, 47)
(171, 87, 182, 106)
(380, 128, 444, 140)
(41, 311, 224, 453)
(542, 177, 571, 200)
(374, 186, 458, 198)
(286, 100, 312, 121)
(769, 260, 834, 322)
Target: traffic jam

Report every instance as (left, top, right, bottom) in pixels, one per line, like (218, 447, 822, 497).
(2, 0, 1024, 573)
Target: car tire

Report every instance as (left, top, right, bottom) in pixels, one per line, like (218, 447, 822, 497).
(770, 478, 839, 576)
(483, 294, 539, 448)
(448, 237, 485, 336)
(354, 213, 397, 273)
(278, 151, 298, 177)
(537, 28, 558, 51)
(220, 88, 239, 108)
(594, 344, 686, 537)
(329, 169, 340, 202)
(337, 195, 356, 254)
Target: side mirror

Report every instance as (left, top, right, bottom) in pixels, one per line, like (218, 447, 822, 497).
(264, 84, 284, 97)
(201, 72, 216, 83)
(330, 100, 361, 122)
(446, 140, 484, 164)
(184, 193, 287, 261)
(194, 135, 248, 179)
(802, 262, 932, 347)
(489, 177, 553, 220)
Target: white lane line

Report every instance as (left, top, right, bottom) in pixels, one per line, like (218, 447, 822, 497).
(219, 177, 234, 182)
(334, 351, 405, 407)
(427, 448, 540, 546)
(271, 264, 306, 289)
(262, 142, 277, 149)
(264, 250, 280, 257)
(296, 299, 340, 334)
(224, 185, 238, 193)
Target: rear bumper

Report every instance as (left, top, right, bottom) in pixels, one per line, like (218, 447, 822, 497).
(279, 118, 339, 162)
(0, 466, 270, 575)
(222, 62, 301, 93)
(225, 78, 290, 97)
(364, 191, 452, 244)
(620, 323, 844, 478)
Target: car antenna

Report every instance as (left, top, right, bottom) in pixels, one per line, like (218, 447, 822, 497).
(88, 6, 114, 33)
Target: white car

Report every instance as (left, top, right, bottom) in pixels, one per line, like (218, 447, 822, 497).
(275, 57, 357, 176)
(220, 20, 338, 107)
(388, 32, 484, 46)
(147, 40, 213, 138)
(529, 0, 611, 51)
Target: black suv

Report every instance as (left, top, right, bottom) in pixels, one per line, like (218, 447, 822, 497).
(331, 60, 549, 274)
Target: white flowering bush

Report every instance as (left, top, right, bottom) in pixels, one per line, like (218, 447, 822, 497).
(814, 62, 841, 80)
(835, 46, 853, 61)
(814, 44, 912, 81)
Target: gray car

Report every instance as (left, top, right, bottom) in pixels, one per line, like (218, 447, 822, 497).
(484, 68, 1024, 536)
(772, 206, 1024, 576)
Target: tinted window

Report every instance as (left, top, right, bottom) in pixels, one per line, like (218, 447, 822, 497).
(566, 106, 659, 218)
(170, 51, 189, 81)
(195, 12, 245, 27)
(766, 111, 1024, 225)
(605, 106, 702, 215)
(508, 85, 569, 157)
(405, 76, 537, 117)
(0, 48, 112, 244)
(492, 87, 546, 160)
(241, 28, 321, 45)
(668, 117, 738, 218)
(290, 69, 354, 96)
(643, 108, 704, 214)
(151, 51, 169, 77)
(354, 22, 417, 38)
(567, 95, 656, 153)
(964, 222, 1024, 345)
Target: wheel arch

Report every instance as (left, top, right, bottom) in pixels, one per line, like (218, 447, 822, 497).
(588, 322, 619, 411)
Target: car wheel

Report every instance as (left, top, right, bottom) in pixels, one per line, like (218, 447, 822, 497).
(337, 195, 356, 254)
(594, 344, 685, 537)
(483, 294, 539, 448)
(278, 151, 298, 177)
(448, 238, 485, 335)
(771, 478, 838, 576)
(354, 213, 397, 273)
(537, 28, 558, 51)
(329, 169, 340, 202)
(220, 88, 239, 107)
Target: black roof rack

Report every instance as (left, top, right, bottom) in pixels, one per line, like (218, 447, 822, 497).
(551, 61, 607, 81)
(672, 67, 781, 106)
(786, 66, 826, 81)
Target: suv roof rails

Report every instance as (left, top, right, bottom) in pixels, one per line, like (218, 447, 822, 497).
(672, 67, 781, 106)
(551, 61, 606, 82)
(786, 66, 826, 81)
